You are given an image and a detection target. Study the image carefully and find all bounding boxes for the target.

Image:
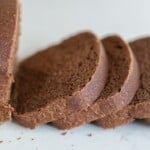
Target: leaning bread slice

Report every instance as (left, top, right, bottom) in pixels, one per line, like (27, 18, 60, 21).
(52, 35, 139, 129)
(0, 0, 20, 121)
(96, 37, 150, 128)
(12, 32, 108, 128)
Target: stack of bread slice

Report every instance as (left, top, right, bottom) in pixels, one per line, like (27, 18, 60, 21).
(96, 37, 150, 128)
(52, 35, 140, 129)
(11, 31, 145, 130)
(1, 0, 150, 130)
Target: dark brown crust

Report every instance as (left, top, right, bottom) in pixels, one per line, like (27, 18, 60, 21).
(0, 0, 19, 121)
(13, 32, 109, 128)
(0, 0, 19, 75)
(97, 37, 150, 128)
(52, 35, 140, 130)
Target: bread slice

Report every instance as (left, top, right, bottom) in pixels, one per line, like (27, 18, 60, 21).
(52, 35, 140, 129)
(96, 37, 150, 128)
(0, 0, 20, 122)
(12, 32, 108, 128)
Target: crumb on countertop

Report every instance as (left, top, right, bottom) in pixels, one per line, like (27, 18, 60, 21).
(61, 132, 67, 135)
(0, 141, 3, 143)
(17, 137, 21, 140)
(87, 133, 92, 137)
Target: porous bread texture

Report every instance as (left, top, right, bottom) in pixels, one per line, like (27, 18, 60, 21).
(97, 37, 150, 128)
(12, 32, 108, 128)
(52, 35, 139, 130)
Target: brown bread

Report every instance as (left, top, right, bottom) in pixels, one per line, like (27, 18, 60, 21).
(12, 32, 108, 128)
(96, 37, 150, 128)
(0, 0, 20, 121)
(52, 35, 140, 129)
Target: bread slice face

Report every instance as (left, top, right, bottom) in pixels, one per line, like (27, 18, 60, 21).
(0, 0, 20, 122)
(12, 32, 108, 128)
(97, 37, 150, 128)
(52, 35, 140, 129)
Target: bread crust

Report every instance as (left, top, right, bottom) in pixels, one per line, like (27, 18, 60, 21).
(0, 0, 19, 121)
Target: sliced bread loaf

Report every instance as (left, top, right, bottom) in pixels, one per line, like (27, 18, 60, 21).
(52, 35, 140, 129)
(0, 0, 20, 121)
(12, 32, 108, 128)
(96, 37, 150, 128)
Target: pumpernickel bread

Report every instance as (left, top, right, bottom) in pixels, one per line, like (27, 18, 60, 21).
(12, 32, 108, 128)
(52, 35, 140, 129)
(96, 37, 150, 128)
(0, 0, 19, 121)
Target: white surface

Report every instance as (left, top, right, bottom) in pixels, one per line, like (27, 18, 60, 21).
(1, 0, 150, 149)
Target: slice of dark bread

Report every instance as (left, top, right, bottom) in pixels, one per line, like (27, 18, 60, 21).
(0, 0, 20, 122)
(96, 37, 150, 128)
(12, 32, 108, 128)
(52, 35, 140, 129)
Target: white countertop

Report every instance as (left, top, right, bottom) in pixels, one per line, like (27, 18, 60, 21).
(1, 0, 150, 149)
(0, 121, 150, 150)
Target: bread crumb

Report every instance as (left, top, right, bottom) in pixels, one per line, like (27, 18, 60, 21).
(61, 132, 67, 135)
(0, 141, 3, 143)
(17, 137, 21, 140)
(87, 133, 92, 137)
